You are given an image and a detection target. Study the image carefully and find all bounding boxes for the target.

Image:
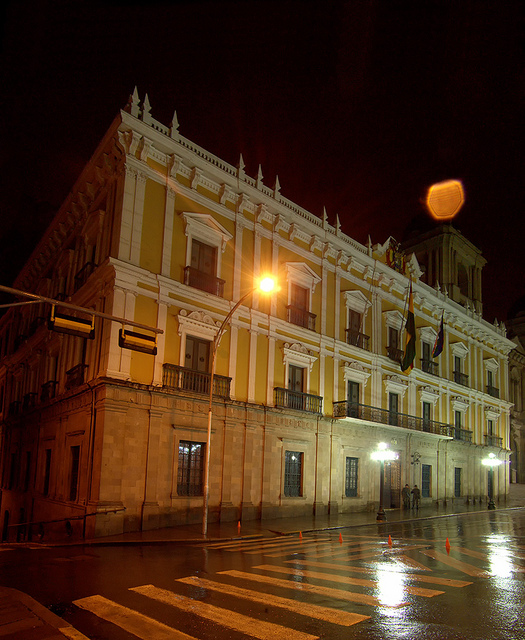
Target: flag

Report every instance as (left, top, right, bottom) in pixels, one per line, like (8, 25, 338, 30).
(432, 313, 444, 358)
(401, 282, 416, 374)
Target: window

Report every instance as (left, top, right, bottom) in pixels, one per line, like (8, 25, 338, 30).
(487, 419, 494, 436)
(177, 441, 205, 496)
(454, 467, 462, 498)
(347, 380, 360, 417)
(191, 239, 217, 276)
(288, 283, 315, 330)
(69, 446, 80, 501)
(286, 365, 306, 410)
(423, 401, 431, 431)
(347, 310, 365, 348)
(422, 464, 431, 498)
(8, 453, 17, 490)
(285, 262, 320, 331)
(345, 457, 358, 497)
(454, 410, 462, 438)
(23, 452, 31, 492)
(284, 451, 303, 497)
(389, 327, 399, 349)
(388, 392, 399, 426)
(43, 449, 52, 496)
(185, 336, 210, 372)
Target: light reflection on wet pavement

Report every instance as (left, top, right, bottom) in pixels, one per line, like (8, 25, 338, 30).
(0, 510, 524, 639)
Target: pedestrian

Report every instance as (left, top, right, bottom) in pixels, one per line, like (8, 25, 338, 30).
(402, 484, 411, 509)
(411, 484, 420, 509)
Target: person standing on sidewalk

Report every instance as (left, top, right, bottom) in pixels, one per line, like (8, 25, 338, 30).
(411, 484, 421, 509)
(402, 484, 411, 509)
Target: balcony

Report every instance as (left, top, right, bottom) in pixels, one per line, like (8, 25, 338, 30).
(40, 380, 58, 402)
(184, 266, 225, 297)
(346, 329, 370, 351)
(74, 262, 97, 293)
(65, 364, 88, 390)
(453, 371, 469, 387)
(421, 359, 439, 376)
(453, 427, 473, 443)
(484, 434, 503, 448)
(386, 345, 403, 364)
(486, 385, 500, 399)
(162, 364, 231, 398)
(274, 387, 323, 414)
(22, 392, 37, 411)
(286, 305, 316, 331)
(333, 401, 453, 437)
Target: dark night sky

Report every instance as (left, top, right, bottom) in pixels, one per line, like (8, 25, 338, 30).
(1, 0, 523, 322)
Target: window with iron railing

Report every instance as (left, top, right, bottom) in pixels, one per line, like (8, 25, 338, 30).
(284, 451, 303, 497)
(177, 441, 205, 496)
(274, 387, 323, 414)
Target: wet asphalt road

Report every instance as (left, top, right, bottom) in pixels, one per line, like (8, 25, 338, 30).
(1, 510, 524, 639)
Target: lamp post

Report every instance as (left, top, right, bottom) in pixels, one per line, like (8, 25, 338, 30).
(482, 452, 503, 510)
(371, 442, 398, 522)
(202, 276, 276, 537)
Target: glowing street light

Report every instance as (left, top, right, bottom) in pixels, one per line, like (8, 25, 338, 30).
(371, 442, 398, 522)
(482, 452, 503, 510)
(202, 276, 276, 536)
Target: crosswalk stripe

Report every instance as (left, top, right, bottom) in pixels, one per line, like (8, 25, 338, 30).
(419, 550, 489, 577)
(270, 542, 382, 559)
(283, 560, 472, 587)
(218, 569, 408, 607)
(254, 564, 444, 597)
(176, 575, 370, 627)
(244, 539, 334, 554)
(316, 544, 430, 561)
(392, 555, 432, 571)
(131, 584, 319, 640)
(73, 594, 197, 640)
(457, 547, 525, 573)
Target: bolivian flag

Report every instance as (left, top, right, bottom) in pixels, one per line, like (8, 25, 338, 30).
(401, 282, 416, 374)
(432, 313, 444, 357)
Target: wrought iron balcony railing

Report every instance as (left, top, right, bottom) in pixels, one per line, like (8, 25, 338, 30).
(333, 400, 453, 437)
(40, 380, 58, 403)
(162, 364, 231, 398)
(386, 345, 403, 364)
(22, 392, 37, 411)
(484, 434, 503, 447)
(65, 364, 88, 390)
(453, 371, 469, 387)
(286, 305, 316, 331)
(346, 329, 370, 351)
(421, 359, 439, 376)
(453, 427, 473, 443)
(183, 266, 225, 297)
(274, 387, 323, 414)
(486, 385, 500, 399)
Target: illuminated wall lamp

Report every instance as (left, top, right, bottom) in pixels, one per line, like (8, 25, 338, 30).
(119, 328, 157, 355)
(48, 305, 95, 339)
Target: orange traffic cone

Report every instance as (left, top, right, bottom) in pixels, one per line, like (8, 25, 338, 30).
(339, 532, 343, 543)
(445, 538, 451, 553)
(388, 535, 392, 546)
(299, 531, 303, 540)
(237, 521, 241, 535)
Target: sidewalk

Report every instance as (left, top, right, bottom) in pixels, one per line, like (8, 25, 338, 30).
(1, 484, 524, 639)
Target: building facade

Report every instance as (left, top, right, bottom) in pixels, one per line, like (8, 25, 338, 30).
(0, 90, 514, 541)
(506, 299, 525, 484)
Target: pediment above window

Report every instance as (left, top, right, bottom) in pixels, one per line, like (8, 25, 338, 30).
(451, 342, 469, 359)
(177, 309, 219, 340)
(418, 385, 440, 405)
(342, 361, 371, 386)
(484, 357, 499, 372)
(383, 310, 404, 331)
(485, 405, 500, 421)
(181, 212, 233, 252)
(452, 395, 469, 413)
(285, 262, 321, 293)
(384, 375, 408, 398)
(282, 342, 318, 371)
(420, 326, 437, 344)
(343, 290, 371, 315)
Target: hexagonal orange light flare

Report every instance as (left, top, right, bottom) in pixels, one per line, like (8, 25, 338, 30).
(426, 179, 465, 221)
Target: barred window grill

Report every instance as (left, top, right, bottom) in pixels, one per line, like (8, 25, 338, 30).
(284, 451, 303, 497)
(345, 457, 358, 497)
(177, 441, 205, 496)
(422, 464, 431, 498)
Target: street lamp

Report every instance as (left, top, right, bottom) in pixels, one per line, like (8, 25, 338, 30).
(371, 442, 398, 521)
(202, 276, 276, 536)
(482, 452, 503, 510)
